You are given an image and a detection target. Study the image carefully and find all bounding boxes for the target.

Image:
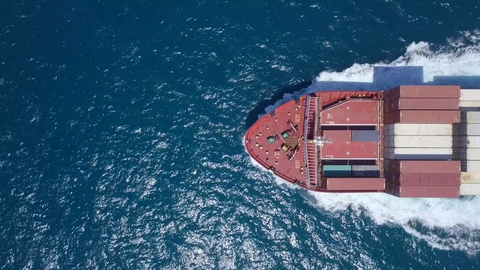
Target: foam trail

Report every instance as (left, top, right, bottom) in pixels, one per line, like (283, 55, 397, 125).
(264, 30, 480, 114)
(260, 31, 480, 255)
(308, 31, 480, 256)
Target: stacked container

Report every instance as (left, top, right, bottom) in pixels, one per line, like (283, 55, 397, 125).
(456, 90, 480, 195)
(384, 124, 453, 160)
(381, 86, 464, 198)
(386, 160, 460, 198)
(383, 86, 460, 164)
(383, 85, 461, 124)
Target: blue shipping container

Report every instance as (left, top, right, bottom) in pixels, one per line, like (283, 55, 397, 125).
(352, 130, 380, 142)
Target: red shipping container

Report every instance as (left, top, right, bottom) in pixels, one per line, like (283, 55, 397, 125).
(385, 98, 459, 112)
(391, 172, 460, 186)
(390, 160, 461, 174)
(326, 177, 385, 191)
(386, 184, 459, 198)
(385, 85, 461, 99)
(323, 130, 352, 141)
(384, 110, 460, 124)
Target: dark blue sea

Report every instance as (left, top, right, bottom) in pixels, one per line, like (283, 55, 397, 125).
(1, 1, 480, 269)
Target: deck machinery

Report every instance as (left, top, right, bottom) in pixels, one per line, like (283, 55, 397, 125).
(245, 85, 480, 198)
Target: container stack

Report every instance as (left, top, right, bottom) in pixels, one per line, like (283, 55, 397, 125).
(383, 86, 462, 198)
(455, 89, 480, 195)
(383, 85, 460, 161)
(383, 85, 461, 124)
(322, 164, 384, 191)
(384, 124, 453, 160)
(386, 160, 460, 198)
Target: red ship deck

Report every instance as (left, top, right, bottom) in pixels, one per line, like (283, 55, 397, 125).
(246, 85, 473, 198)
(245, 91, 383, 191)
(245, 98, 308, 185)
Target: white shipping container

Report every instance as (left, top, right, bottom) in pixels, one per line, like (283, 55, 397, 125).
(460, 89, 480, 101)
(460, 183, 480, 195)
(456, 124, 480, 136)
(384, 124, 452, 136)
(461, 172, 480, 184)
(385, 147, 452, 155)
(385, 135, 452, 148)
(385, 147, 452, 160)
(466, 161, 480, 172)
(466, 111, 480, 124)
(459, 100, 480, 107)
(453, 148, 480, 160)
(452, 136, 480, 148)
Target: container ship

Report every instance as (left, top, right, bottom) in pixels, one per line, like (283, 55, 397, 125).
(244, 85, 480, 198)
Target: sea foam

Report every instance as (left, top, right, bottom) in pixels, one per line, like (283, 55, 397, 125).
(263, 31, 480, 255)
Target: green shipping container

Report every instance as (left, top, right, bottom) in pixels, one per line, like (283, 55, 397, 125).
(323, 165, 352, 177)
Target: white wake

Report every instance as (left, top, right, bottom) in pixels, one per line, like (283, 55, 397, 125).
(309, 31, 480, 256)
(268, 30, 480, 256)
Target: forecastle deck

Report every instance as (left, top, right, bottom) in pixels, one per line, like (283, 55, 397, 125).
(245, 91, 384, 192)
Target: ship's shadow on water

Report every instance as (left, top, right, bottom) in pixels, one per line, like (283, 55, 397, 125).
(245, 66, 480, 129)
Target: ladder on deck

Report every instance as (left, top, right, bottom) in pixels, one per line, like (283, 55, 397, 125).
(304, 95, 319, 188)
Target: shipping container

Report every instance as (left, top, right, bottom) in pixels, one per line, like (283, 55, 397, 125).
(461, 172, 480, 184)
(391, 172, 460, 186)
(459, 100, 480, 107)
(460, 184, 480, 195)
(460, 89, 480, 101)
(351, 130, 380, 142)
(384, 147, 452, 160)
(351, 165, 380, 177)
(452, 148, 480, 160)
(323, 130, 352, 141)
(455, 124, 480, 136)
(463, 111, 480, 123)
(384, 135, 452, 148)
(385, 85, 461, 99)
(383, 124, 452, 136)
(325, 177, 385, 191)
(387, 184, 460, 198)
(397, 110, 461, 124)
(384, 147, 452, 155)
(385, 153, 453, 160)
(389, 160, 461, 173)
(465, 160, 480, 172)
(452, 136, 480, 148)
(323, 165, 352, 177)
(385, 98, 459, 112)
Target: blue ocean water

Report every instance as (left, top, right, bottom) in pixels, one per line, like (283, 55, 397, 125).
(1, 0, 480, 269)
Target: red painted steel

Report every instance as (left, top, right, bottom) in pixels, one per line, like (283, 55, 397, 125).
(321, 99, 379, 125)
(325, 177, 385, 191)
(245, 90, 382, 193)
(244, 98, 308, 186)
(389, 160, 461, 174)
(385, 85, 461, 99)
(391, 172, 461, 186)
(385, 98, 459, 112)
(384, 110, 460, 124)
(322, 141, 378, 159)
(323, 130, 351, 141)
(386, 184, 459, 198)
(316, 91, 380, 107)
